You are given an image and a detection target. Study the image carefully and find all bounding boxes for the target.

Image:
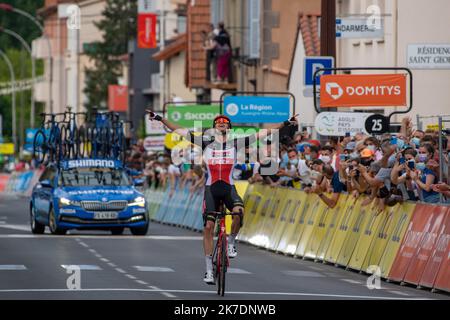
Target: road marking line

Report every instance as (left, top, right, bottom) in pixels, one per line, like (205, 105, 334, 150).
(125, 274, 137, 280)
(341, 279, 363, 285)
(0, 234, 203, 240)
(147, 285, 177, 299)
(94, 254, 103, 259)
(88, 249, 97, 254)
(389, 290, 410, 296)
(107, 262, 117, 268)
(115, 268, 126, 274)
(61, 265, 102, 271)
(100, 258, 109, 263)
(308, 266, 324, 271)
(78, 242, 89, 248)
(227, 268, 251, 274)
(0, 288, 431, 300)
(134, 266, 174, 272)
(0, 265, 27, 270)
(324, 272, 340, 277)
(282, 270, 325, 277)
(0, 224, 29, 232)
(135, 280, 148, 285)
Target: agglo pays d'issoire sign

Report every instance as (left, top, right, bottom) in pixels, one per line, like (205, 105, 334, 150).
(320, 74, 407, 107)
(167, 105, 220, 129)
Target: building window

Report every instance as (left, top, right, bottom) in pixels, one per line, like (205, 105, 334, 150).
(211, 0, 225, 26)
(177, 16, 186, 34)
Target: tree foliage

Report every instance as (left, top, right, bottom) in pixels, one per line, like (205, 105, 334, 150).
(83, 0, 137, 111)
(0, 0, 44, 50)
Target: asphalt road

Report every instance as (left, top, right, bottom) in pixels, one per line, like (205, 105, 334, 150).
(0, 194, 448, 300)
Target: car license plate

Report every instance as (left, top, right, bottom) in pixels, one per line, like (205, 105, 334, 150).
(93, 212, 118, 220)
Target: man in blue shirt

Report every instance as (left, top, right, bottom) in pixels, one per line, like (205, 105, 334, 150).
(312, 159, 346, 208)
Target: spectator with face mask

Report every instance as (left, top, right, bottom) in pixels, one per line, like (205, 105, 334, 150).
(408, 144, 440, 203)
(391, 148, 419, 201)
(319, 145, 336, 170)
(364, 137, 382, 161)
(277, 148, 301, 188)
(360, 148, 375, 167)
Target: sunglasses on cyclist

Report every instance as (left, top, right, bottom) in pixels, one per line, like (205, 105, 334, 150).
(214, 118, 230, 124)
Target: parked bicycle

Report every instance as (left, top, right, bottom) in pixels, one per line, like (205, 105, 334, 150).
(33, 112, 66, 165)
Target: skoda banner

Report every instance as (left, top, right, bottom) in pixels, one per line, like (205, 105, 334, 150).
(167, 104, 220, 129)
(224, 96, 290, 123)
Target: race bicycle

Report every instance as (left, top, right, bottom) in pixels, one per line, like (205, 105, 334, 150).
(212, 205, 240, 297)
(33, 112, 66, 165)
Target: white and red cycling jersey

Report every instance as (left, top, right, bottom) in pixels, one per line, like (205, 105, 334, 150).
(203, 145, 236, 186)
(187, 132, 251, 186)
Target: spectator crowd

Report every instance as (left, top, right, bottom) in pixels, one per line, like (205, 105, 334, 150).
(130, 117, 450, 211)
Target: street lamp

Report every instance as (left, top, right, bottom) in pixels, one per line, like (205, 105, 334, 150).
(0, 3, 53, 114)
(0, 49, 17, 155)
(0, 27, 36, 128)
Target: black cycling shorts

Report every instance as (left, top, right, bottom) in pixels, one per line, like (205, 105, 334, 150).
(203, 181, 244, 226)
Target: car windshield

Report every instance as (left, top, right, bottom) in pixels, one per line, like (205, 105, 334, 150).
(59, 168, 131, 187)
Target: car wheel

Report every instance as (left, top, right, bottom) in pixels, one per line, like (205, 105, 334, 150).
(49, 207, 67, 235)
(111, 227, 125, 235)
(30, 205, 45, 234)
(130, 223, 149, 236)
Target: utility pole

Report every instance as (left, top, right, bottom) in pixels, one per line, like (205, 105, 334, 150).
(320, 0, 336, 60)
(0, 49, 17, 155)
(0, 28, 37, 128)
(0, 3, 54, 114)
(159, 0, 166, 111)
(318, 0, 336, 141)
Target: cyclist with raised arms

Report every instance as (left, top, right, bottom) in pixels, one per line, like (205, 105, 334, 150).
(146, 109, 298, 284)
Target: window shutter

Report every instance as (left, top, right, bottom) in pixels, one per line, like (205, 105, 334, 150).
(249, 0, 261, 59)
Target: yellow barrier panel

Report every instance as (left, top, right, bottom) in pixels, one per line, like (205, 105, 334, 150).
(377, 202, 416, 278)
(347, 201, 386, 271)
(303, 200, 335, 260)
(225, 181, 249, 234)
(275, 191, 309, 255)
(362, 204, 402, 272)
(251, 187, 285, 248)
(335, 197, 372, 266)
(238, 184, 262, 242)
(245, 185, 275, 247)
(235, 181, 249, 199)
(324, 197, 362, 264)
(266, 188, 299, 251)
(295, 195, 327, 257)
(314, 195, 350, 261)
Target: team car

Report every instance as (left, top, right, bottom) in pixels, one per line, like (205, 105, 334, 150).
(30, 159, 149, 235)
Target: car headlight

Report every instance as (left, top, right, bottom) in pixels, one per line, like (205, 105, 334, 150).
(128, 196, 146, 207)
(59, 197, 80, 207)
(59, 197, 72, 206)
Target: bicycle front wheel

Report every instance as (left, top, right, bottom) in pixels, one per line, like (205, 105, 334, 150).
(218, 233, 227, 296)
(32, 130, 47, 165)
